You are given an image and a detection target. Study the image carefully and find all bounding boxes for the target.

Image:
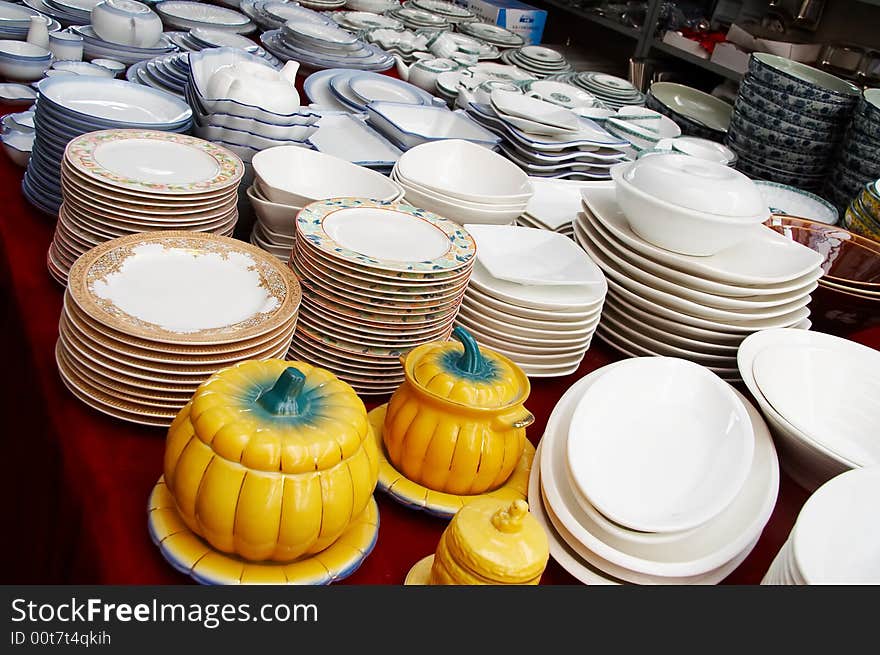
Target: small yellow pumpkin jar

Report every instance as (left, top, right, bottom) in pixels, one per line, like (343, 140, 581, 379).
(163, 359, 379, 563)
(384, 327, 534, 496)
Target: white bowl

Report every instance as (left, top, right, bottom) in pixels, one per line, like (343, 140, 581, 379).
(392, 168, 525, 210)
(610, 159, 770, 257)
(396, 138, 533, 204)
(252, 145, 404, 206)
(92, 58, 126, 76)
(246, 183, 300, 235)
(0, 40, 51, 81)
(1, 130, 32, 166)
(566, 356, 754, 533)
(396, 177, 525, 225)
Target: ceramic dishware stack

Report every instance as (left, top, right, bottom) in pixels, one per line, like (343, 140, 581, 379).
(56, 230, 301, 427)
(391, 138, 531, 225)
(365, 101, 499, 150)
(331, 10, 403, 33)
(457, 224, 607, 377)
(530, 356, 779, 585)
(457, 21, 523, 50)
(726, 53, 860, 193)
(600, 106, 682, 156)
(499, 44, 571, 79)
(346, 0, 399, 11)
(646, 82, 732, 142)
(249, 145, 404, 257)
(577, 163, 824, 382)
(125, 51, 190, 98)
(185, 48, 320, 164)
(765, 215, 880, 337)
(405, 0, 475, 24)
(18, 0, 82, 28)
(306, 111, 403, 173)
(286, 197, 476, 396)
(464, 91, 631, 180)
(154, 1, 255, 34)
(426, 30, 499, 61)
(0, 1, 62, 39)
(521, 78, 603, 111)
(0, 39, 52, 81)
(516, 177, 588, 237)
(825, 89, 880, 217)
(362, 27, 429, 64)
(260, 16, 395, 72)
(385, 5, 451, 32)
(1, 109, 35, 167)
(739, 328, 880, 491)
(47, 129, 244, 285)
(762, 467, 880, 585)
(303, 67, 441, 113)
(299, 0, 345, 9)
(239, 0, 331, 32)
(164, 27, 280, 64)
(548, 72, 645, 110)
(843, 176, 880, 241)
(24, 74, 192, 215)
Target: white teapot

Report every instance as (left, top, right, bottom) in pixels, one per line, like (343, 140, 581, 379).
(206, 60, 301, 114)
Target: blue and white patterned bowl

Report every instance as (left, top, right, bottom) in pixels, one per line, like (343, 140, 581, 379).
(739, 74, 855, 122)
(728, 107, 839, 155)
(748, 53, 860, 105)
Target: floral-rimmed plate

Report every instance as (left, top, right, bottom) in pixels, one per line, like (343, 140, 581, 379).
(64, 129, 245, 195)
(296, 197, 476, 274)
(67, 231, 301, 345)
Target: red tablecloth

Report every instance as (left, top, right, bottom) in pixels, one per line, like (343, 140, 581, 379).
(5, 137, 876, 586)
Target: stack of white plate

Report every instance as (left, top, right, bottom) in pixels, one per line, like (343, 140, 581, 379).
(287, 197, 476, 395)
(56, 231, 301, 427)
(738, 328, 880, 492)
(126, 51, 189, 98)
(303, 67, 439, 113)
(186, 48, 320, 163)
(299, 0, 346, 9)
(532, 356, 780, 585)
(261, 17, 394, 72)
(385, 6, 450, 31)
(21, 0, 86, 26)
(346, 0, 399, 11)
(762, 466, 880, 585)
(154, 1, 256, 33)
(48, 129, 243, 285)
(240, 0, 331, 32)
(548, 72, 646, 111)
(362, 27, 430, 64)
(0, 1, 62, 37)
(516, 177, 589, 237)
(403, 0, 475, 23)
(392, 138, 532, 225)
(249, 145, 404, 259)
(464, 97, 631, 180)
(165, 27, 281, 63)
(331, 10, 403, 33)
(575, 183, 825, 382)
(457, 224, 607, 377)
(71, 24, 178, 64)
(24, 75, 192, 215)
(500, 45, 572, 79)
(457, 21, 524, 50)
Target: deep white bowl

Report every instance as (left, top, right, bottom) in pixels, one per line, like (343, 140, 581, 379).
(396, 176, 525, 225)
(610, 159, 770, 256)
(247, 183, 301, 235)
(252, 145, 404, 206)
(0, 40, 51, 81)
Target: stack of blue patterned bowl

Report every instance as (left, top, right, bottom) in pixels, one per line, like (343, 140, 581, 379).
(824, 89, 880, 214)
(726, 53, 860, 195)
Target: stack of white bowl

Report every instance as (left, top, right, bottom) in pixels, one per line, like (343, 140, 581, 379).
(249, 145, 405, 259)
(738, 328, 880, 492)
(391, 138, 532, 225)
(762, 466, 880, 585)
(575, 156, 825, 382)
(240, 0, 332, 32)
(457, 224, 607, 377)
(499, 44, 572, 79)
(531, 356, 780, 584)
(185, 47, 320, 164)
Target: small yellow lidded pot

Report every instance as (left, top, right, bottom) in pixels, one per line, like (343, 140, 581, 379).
(406, 499, 550, 585)
(163, 359, 379, 563)
(384, 326, 534, 495)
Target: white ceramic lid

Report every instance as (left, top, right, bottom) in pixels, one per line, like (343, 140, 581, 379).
(622, 154, 768, 218)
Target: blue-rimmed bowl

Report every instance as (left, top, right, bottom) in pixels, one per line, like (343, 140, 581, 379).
(1, 129, 32, 166)
(739, 74, 855, 122)
(193, 121, 314, 151)
(748, 53, 861, 105)
(0, 40, 51, 81)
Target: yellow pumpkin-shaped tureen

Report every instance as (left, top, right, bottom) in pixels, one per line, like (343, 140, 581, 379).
(164, 359, 379, 563)
(384, 327, 534, 496)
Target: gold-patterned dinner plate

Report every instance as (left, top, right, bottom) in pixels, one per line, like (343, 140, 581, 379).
(67, 231, 301, 345)
(148, 478, 380, 585)
(367, 404, 534, 518)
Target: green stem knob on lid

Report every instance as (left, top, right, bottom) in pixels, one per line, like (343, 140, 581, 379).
(449, 326, 495, 379)
(257, 367, 307, 416)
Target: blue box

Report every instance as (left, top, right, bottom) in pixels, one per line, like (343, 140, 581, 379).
(457, 0, 548, 45)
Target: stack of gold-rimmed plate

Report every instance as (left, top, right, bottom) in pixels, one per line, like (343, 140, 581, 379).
(57, 231, 301, 427)
(48, 129, 245, 286)
(287, 197, 476, 395)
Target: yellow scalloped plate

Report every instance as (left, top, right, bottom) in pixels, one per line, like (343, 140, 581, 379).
(148, 477, 380, 585)
(368, 404, 535, 519)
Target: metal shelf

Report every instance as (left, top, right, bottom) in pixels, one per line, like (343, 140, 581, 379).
(540, 0, 641, 40)
(649, 39, 745, 82)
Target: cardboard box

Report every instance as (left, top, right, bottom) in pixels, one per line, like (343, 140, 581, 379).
(455, 0, 547, 45)
(710, 42, 751, 75)
(726, 22, 823, 64)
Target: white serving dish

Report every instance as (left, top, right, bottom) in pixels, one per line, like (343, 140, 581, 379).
(524, 177, 589, 229)
(464, 223, 605, 286)
(395, 179, 524, 225)
(308, 112, 402, 168)
(155, 1, 253, 32)
(610, 157, 771, 256)
(2, 129, 32, 166)
(252, 145, 404, 205)
(52, 59, 115, 77)
(567, 357, 754, 533)
(247, 183, 299, 235)
(91, 0, 163, 48)
(0, 39, 51, 81)
(200, 111, 317, 141)
(193, 122, 311, 150)
(395, 137, 532, 203)
(392, 168, 524, 210)
(469, 260, 605, 310)
(365, 101, 500, 149)
(490, 88, 579, 130)
(0, 82, 38, 105)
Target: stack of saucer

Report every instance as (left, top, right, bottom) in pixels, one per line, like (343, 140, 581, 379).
(404, 0, 475, 24)
(385, 6, 451, 31)
(126, 52, 190, 98)
(299, 0, 346, 9)
(577, 183, 824, 381)
(500, 45, 571, 79)
(565, 72, 646, 110)
(71, 25, 179, 65)
(457, 21, 524, 50)
(48, 129, 243, 285)
(239, 0, 332, 32)
(165, 27, 281, 64)
(457, 224, 607, 377)
(331, 10, 403, 32)
(287, 198, 476, 395)
(56, 231, 301, 427)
